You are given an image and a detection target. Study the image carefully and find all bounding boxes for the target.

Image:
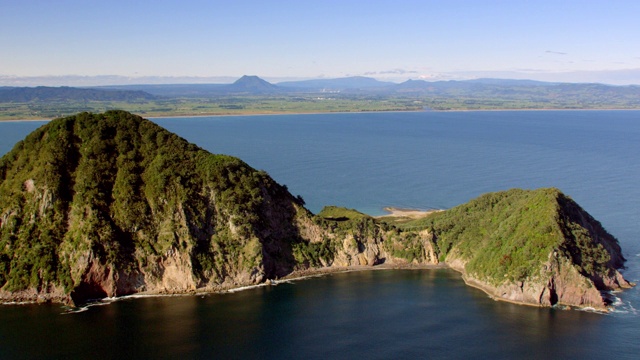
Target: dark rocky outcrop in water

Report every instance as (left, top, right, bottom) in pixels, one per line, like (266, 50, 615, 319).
(0, 111, 632, 309)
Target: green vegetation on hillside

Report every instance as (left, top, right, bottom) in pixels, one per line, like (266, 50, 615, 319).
(0, 110, 629, 308)
(314, 206, 430, 264)
(404, 188, 616, 284)
(317, 206, 371, 221)
(0, 110, 292, 294)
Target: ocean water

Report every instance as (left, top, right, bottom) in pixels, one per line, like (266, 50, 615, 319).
(0, 111, 639, 359)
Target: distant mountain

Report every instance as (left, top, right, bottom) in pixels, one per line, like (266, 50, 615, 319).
(96, 76, 391, 96)
(224, 75, 281, 94)
(0, 75, 240, 87)
(0, 86, 156, 102)
(391, 78, 640, 106)
(395, 78, 512, 91)
(95, 84, 227, 97)
(5, 76, 638, 111)
(277, 76, 394, 91)
(95, 76, 281, 97)
(92, 76, 640, 103)
(394, 79, 433, 91)
(465, 78, 555, 86)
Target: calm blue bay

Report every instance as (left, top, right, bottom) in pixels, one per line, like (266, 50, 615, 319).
(0, 111, 639, 359)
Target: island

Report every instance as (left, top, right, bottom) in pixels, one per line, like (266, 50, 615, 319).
(0, 110, 633, 310)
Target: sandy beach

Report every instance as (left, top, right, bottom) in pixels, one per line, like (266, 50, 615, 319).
(377, 207, 441, 219)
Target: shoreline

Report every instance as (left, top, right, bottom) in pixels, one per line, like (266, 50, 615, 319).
(458, 274, 607, 313)
(3, 108, 640, 122)
(138, 263, 450, 297)
(1, 263, 450, 308)
(0, 262, 616, 314)
(0, 118, 52, 123)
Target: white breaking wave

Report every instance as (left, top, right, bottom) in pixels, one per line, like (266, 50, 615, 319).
(226, 283, 268, 293)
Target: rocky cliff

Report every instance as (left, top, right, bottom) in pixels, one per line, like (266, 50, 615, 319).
(0, 111, 632, 310)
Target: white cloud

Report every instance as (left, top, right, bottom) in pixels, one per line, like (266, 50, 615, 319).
(545, 50, 568, 55)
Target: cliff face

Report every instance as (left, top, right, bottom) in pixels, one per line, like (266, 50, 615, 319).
(0, 111, 632, 310)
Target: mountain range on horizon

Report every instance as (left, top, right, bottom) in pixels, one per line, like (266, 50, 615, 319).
(1, 75, 640, 118)
(2, 73, 640, 90)
(2, 74, 639, 100)
(4, 67, 640, 87)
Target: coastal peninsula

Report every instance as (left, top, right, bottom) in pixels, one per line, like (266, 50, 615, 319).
(0, 111, 632, 310)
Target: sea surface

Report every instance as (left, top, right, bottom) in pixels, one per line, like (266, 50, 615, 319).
(1, 110, 639, 359)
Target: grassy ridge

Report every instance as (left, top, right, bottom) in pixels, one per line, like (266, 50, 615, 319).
(317, 206, 372, 221)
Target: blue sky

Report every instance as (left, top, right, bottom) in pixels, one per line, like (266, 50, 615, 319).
(2, 0, 640, 84)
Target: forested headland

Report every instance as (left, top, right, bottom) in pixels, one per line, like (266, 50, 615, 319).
(0, 110, 632, 310)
